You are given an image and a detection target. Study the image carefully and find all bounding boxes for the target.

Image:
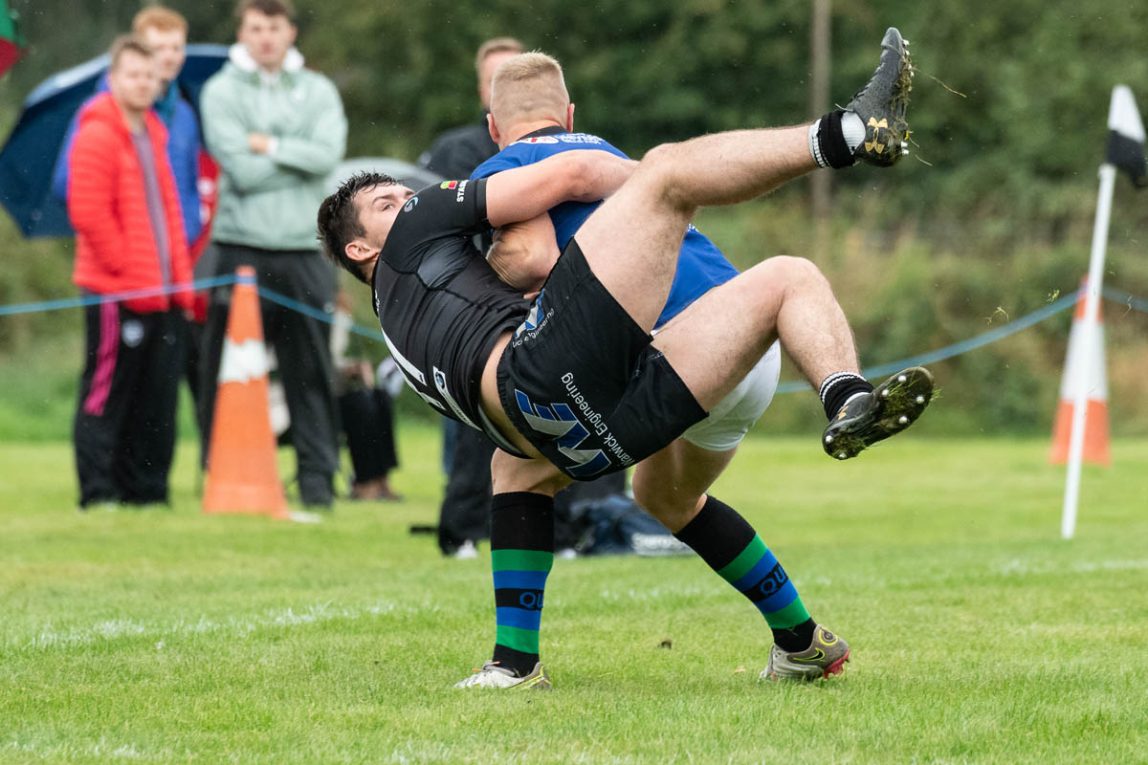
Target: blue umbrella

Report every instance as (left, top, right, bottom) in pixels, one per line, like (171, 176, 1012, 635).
(0, 43, 228, 238)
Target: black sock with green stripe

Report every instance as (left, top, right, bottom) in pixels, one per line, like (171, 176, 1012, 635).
(489, 492, 554, 677)
(674, 496, 816, 652)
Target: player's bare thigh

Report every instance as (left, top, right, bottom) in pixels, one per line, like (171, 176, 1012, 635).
(648, 264, 780, 412)
(570, 146, 696, 333)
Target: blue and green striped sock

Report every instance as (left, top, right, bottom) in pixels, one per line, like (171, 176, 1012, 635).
(675, 495, 815, 652)
(490, 492, 554, 677)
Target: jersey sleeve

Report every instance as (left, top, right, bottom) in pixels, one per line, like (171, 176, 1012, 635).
(470, 152, 524, 180)
(424, 177, 488, 233)
(387, 177, 490, 254)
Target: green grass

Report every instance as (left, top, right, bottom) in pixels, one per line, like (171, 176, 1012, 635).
(2, 428, 1147, 764)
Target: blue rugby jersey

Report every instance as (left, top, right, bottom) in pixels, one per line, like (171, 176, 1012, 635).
(471, 127, 739, 329)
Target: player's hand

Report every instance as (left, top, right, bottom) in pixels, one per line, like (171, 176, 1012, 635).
(487, 215, 558, 292)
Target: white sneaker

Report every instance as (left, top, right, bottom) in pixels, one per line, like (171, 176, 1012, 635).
(454, 661, 552, 690)
(452, 540, 478, 560)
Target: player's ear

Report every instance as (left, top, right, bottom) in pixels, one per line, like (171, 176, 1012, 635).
(488, 112, 502, 147)
(566, 102, 575, 132)
(344, 239, 379, 268)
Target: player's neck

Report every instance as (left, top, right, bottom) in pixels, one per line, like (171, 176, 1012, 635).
(500, 119, 566, 147)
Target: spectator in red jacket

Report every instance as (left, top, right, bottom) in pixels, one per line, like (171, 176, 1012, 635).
(68, 36, 194, 510)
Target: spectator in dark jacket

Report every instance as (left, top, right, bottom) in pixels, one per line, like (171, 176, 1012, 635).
(418, 37, 525, 183)
(68, 36, 194, 510)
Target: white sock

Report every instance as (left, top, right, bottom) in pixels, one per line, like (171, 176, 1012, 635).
(841, 111, 866, 153)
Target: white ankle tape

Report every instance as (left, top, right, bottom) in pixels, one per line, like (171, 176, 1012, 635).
(808, 120, 829, 168)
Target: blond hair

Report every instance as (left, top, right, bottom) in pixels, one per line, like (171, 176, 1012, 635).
(489, 51, 569, 127)
(132, 6, 188, 35)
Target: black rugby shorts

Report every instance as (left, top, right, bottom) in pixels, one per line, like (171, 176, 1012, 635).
(497, 239, 706, 480)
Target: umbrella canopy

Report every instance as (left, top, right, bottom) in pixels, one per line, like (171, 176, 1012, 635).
(327, 157, 443, 194)
(0, 43, 227, 238)
(0, 0, 23, 78)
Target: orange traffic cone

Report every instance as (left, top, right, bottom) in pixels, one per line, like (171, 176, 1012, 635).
(1050, 280, 1110, 465)
(203, 266, 290, 518)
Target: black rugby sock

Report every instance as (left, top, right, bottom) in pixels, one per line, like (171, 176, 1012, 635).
(808, 110, 867, 168)
(819, 372, 874, 420)
(489, 492, 554, 677)
(675, 496, 816, 653)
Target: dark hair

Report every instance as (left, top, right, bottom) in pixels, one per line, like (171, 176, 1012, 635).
(236, 0, 296, 23)
(317, 171, 400, 285)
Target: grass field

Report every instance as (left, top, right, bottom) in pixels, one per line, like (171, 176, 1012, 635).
(2, 427, 1147, 764)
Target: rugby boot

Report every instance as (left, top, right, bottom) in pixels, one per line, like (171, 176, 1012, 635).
(845, 27, 914, 166)
(761, 624, 850, 682)
(822, 366, 934, 460)
(454, 660, 552, 690)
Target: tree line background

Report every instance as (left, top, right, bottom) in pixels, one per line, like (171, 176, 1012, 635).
(1, 0, 1147, 438)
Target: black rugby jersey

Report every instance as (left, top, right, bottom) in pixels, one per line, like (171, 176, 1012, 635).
(372, 178, 528, 442)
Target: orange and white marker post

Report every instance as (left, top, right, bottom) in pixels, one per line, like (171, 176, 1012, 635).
(1050, 279, 1110, 468)
(202, 266, 289, 519)
(1060, 85, 1145, 539)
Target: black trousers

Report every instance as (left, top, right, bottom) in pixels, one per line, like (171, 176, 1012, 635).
(438, 421, 495, 553)
(437, 421, 631, 554)
(340, 388, 398, 483)
(74, 302, 186, 507)
(199, 244, 339, 505)
(182, 319, 205, 440)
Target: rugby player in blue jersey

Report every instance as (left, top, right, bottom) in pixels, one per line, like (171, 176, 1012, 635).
(318, 30, 931, 689)
(466, 53, 838, 682)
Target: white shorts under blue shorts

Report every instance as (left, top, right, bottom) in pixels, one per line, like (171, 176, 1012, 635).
(679, 341, 781, 451)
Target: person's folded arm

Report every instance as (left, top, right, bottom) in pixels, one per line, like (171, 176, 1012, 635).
(269, 80, 347, 177)
(200, 81, 300, 194)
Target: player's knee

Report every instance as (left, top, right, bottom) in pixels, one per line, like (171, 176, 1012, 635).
(632, 474, 695, 530)
(638, 142, 692, 209)
(490, 452, 570, 496)
(629, 469, 662, 509)
(763, 255, 828, 290)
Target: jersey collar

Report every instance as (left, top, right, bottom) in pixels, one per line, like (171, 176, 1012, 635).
(523, 125, 568, 139)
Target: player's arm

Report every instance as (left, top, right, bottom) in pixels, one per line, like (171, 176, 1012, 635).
(486, 214, 560, 293)
(484, 150, 635, 228)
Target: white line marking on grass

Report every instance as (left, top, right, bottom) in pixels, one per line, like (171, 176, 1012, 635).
(997, 558, 1148, 576)
(17, 601, 417, 652)
(597, 585, 714, 603)
(384, 743, 643, 765)
(3, 737, 151, 761)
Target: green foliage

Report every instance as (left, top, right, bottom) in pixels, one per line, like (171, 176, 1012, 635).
(2, 432, 1148, 763)
(2, 0, 1148, 435)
